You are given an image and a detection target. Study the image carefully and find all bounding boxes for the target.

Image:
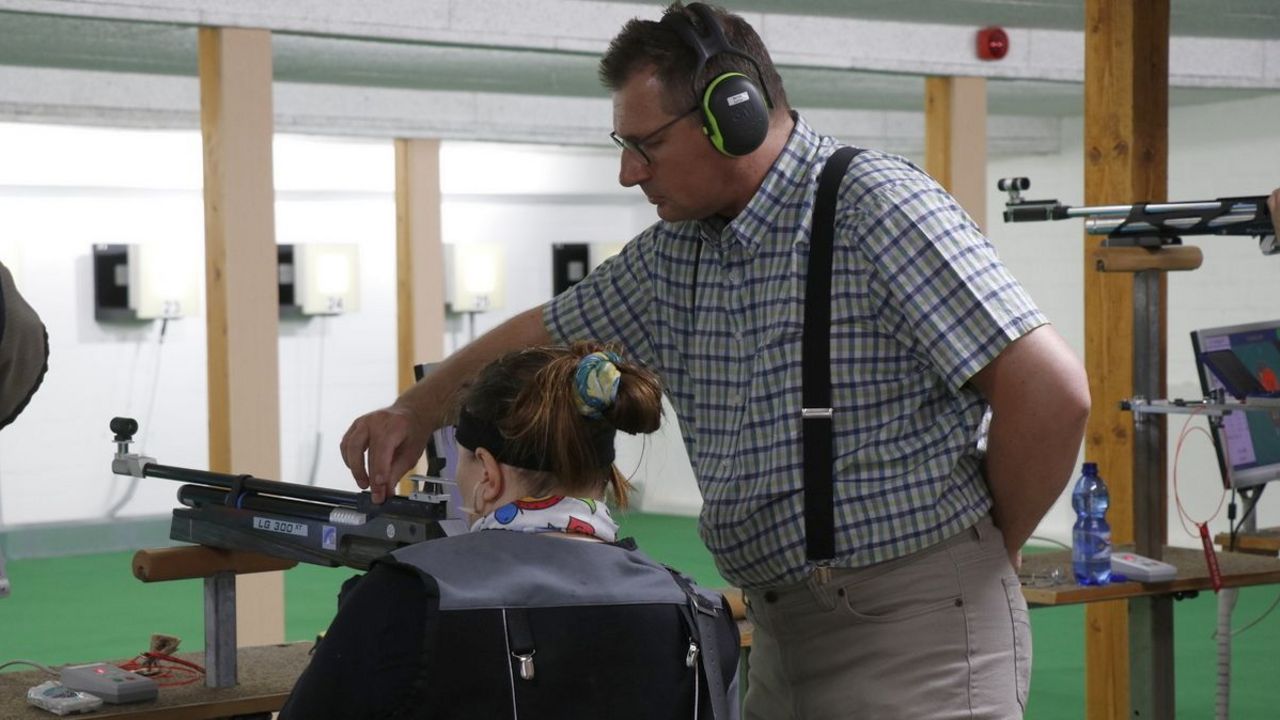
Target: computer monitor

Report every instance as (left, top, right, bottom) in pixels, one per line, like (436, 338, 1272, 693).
(1190, 319, 1280, 489)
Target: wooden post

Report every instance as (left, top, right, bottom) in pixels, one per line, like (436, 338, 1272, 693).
(199, 26, 285, 646)
(1082, 1, 1169, 717)
(394, 139, 447, 493)
(924, 76, 988, 231)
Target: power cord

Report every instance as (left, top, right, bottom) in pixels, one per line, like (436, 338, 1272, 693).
(1028, 535, 1071, 552)
(1227, 485, 1265, 553)
(0, 659, 58, 675)
(107, 318, 169, 517)
(305, 316, 329, 487)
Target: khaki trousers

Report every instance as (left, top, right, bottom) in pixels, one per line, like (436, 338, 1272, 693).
(743, 516, 1031, 719)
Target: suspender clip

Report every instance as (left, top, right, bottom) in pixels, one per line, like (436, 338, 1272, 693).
(812, 563, 833, 584)
(801, 408, 833, 420)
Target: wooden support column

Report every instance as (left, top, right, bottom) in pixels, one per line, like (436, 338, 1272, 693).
(924, 76, 988, 231)
(199, 26, 284, 646)
(394, 139, 447, 492)
(1082, 1, 1169, 718)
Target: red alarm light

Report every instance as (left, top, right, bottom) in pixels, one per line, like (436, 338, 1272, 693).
(977, 27, 1009, 61)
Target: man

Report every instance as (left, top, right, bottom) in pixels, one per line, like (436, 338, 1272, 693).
(342, 3, 1090, 718)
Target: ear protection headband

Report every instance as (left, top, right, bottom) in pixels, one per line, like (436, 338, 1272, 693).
(661, 3, 773, 157)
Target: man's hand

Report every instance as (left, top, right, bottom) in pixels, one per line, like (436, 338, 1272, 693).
(340, 405, 430, 504)
(338, 305, 555, 502)
(1008, 548, 1022, 574)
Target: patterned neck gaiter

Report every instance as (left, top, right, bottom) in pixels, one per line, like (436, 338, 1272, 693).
(471, 495, 619, 543)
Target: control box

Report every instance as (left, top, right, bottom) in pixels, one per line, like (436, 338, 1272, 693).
(60, 663, 158, 704)
(1112, 552, 1177, 583)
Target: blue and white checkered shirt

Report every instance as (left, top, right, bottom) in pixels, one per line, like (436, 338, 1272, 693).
(545, 115, 1047, 589)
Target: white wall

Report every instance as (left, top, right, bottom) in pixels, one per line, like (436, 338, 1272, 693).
(988, 92, 1280, 547)
(0, 122, 705, 534)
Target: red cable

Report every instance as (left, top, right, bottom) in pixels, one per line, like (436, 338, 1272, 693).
(118, 651, 206, 688)
(1172, 407, 1228, 539)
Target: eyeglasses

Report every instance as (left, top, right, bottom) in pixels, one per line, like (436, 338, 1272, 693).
(609, 106, 700, 166)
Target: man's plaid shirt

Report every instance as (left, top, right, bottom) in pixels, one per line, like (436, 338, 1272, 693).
(546, 115, 1047, 589)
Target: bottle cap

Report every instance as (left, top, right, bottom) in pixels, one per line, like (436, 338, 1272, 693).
(1082, 462, 1098, 475)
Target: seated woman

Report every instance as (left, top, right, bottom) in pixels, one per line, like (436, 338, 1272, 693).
(280, 343, 739, 720)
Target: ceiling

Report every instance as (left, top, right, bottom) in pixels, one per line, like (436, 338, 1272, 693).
(653, 0, 1280, 40)
(0, 8, 1273, 122)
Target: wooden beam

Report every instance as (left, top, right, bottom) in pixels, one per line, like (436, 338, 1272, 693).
(394, 138, 446, 493)
(924, 76, 988, 231)
(199, 26, 284, 647)
(1082, 1, 1169, 717)
(394, 138, 446, 394)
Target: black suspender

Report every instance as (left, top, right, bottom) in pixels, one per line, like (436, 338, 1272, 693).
(803, 146, 862, 562)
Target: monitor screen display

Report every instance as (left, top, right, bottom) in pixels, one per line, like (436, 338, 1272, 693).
(1190, 320, 1280, 489)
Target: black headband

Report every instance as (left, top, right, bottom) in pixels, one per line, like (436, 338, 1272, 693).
(454, 408, 616, 472)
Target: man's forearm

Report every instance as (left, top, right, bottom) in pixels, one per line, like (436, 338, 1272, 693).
(970, 325, 1091, 554)
(983, 407, 1088, 553)
(395, 305, 553, 431)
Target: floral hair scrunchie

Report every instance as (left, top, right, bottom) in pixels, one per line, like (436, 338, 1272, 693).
(574, 351, 622, 418)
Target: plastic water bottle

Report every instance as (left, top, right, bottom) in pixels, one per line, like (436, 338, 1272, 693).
(1072, 462, 1112, 585)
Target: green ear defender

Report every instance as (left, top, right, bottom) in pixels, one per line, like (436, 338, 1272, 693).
(661, 3, 773, 157)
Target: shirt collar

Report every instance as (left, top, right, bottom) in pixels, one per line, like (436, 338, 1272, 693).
(695, 112, 823, 256)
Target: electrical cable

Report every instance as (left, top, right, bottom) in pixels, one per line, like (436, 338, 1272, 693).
(1028, 535, 1071, 552)
(0, 659, 58, 675)
(1169, 408, 1249, 720)
(1228, 590, 1280, 638)
(1229, 485, 1265, 552)
(118, 651, 204, 688)
(1171, 408, 1228, 539)
(107, 318, 168, 518)
(1215, 587, 1237, 720)
(305, 316, 328, 486)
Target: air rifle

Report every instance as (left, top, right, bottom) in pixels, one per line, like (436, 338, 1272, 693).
(997, 177, 1277, 255)
(109, 416, 465, 570)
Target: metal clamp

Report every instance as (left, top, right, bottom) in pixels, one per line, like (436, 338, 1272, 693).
(111, 453, 155, 478)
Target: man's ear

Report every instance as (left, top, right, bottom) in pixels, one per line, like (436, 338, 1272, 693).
(473, 447, 507, 505)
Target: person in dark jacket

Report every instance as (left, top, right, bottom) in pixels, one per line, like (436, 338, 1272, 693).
(0, 260, 48, 432)
(0, 260, 48, 599)
(281, 342, 739, 720)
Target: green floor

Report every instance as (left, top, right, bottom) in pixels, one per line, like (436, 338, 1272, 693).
(3, 513, 1279, 718)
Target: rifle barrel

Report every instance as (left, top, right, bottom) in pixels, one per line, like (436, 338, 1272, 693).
(1084, 213, 1265, 236)
(145, 463, 363, 507)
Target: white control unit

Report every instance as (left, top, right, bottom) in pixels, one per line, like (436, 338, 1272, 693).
(60, 663, 158, 704)
(1112, 552, 1178, 583)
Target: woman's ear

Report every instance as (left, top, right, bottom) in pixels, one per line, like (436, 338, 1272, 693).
(473, 447, 507, 508)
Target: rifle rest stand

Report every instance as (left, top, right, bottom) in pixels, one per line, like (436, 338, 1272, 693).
(133, 546, 297, 689)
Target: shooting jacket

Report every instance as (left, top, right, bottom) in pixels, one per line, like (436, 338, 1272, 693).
(279, 530, 740, 720)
